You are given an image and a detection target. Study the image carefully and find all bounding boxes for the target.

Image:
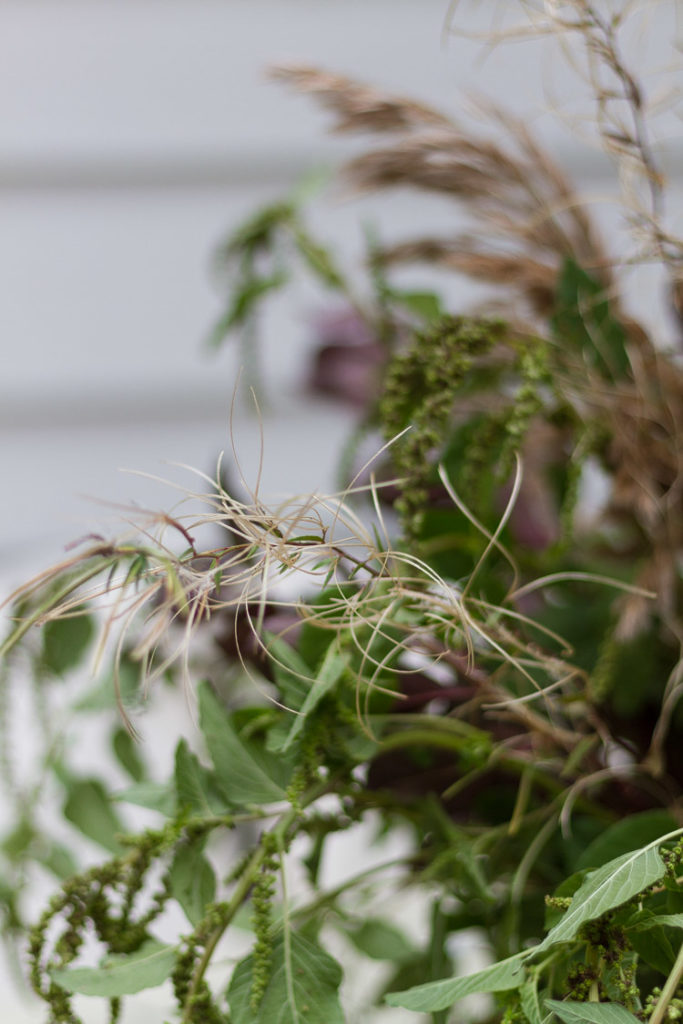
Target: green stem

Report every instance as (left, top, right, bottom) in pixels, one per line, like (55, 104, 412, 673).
(181, 844, 264, 1023)
(0, 556, 119, 659)
(508, 762, 535, 836)
(375, 718, 605, 812)
(650, 940, 683, 1024)
(180, 779, 331, 1022)
(473, 802, 560, 854)
(378, 729, 479, 755)
(276, 832, 297, 1019)
(289, 856, 411, 926)
(375, 713, 490, 738)
(504, 812, 560, 955)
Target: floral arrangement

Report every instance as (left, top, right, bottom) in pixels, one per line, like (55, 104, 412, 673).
(2, 4, 683, 1023)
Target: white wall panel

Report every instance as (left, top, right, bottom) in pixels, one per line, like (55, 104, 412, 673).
(0, 0, 681, 559)
(0, 182, 502, 415)
(0, 1, 678, 172)
(0, 0, 460, 166)
(1, 0, 680, 411)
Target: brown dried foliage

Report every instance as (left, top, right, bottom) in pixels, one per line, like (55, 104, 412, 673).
(274, 57, 683, 768)
(274, 64, 612, 324)
(270, 64, 453, 135)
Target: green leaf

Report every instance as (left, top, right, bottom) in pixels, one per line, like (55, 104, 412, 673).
(546, 1000, 642, 1024)
(114, 781, 176, 816)
(552, 258, 630, 380)
(265, 632, 313, 710)
(227, 932, 344, 1024)
(169, 840, 216, 926)
(296, 584, 359, 671)
(576, 811, 677, 871)
(41, 612, 94, 675)
(545, 871, 589, 931)
(628, 922, 677, 975)
(0, 874, 20, 926)
(631, 913, 683, 930)
(74, 651, 142, 711)
(390, 288, 444, 322)
(625, 906, 683, 972)
(385, 951, 528, 1012)
(50, 939, 176, 997)
(293, 229, 345, 289)
(174, 739, 229, 816)
(539, 845, 667, 950)
(279, 645, 349, 752)
(198, 682, 291, 806)
(520, 979, 544, 1024)
(341, 918, 416, 961)
(1, 818, 35, 859)
(63, 779, 125, 854)
(111, 726, 145, 783)
(219, 200, 294, 259)
(208, 271, 289, 345)
(34, 840, 79, 881)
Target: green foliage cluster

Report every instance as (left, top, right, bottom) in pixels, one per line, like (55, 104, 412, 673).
(378, 315, 505, 542)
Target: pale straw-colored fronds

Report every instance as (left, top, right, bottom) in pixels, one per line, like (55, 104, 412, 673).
(276, 1, 683, 327)
(446, 0, 683, 275)
(273, 60, 620, 339)
(270, 64, 453, 135)
(0, 442, 656, 760)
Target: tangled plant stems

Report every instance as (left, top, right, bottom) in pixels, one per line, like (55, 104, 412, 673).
(3, 2, 683, 1022)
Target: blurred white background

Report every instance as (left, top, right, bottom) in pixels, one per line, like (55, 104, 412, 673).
(1, 1, 681, 1019)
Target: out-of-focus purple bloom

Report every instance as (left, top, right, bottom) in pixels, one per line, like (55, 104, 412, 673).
(307, 307, 386, 407)
(506, 476, 561, 551)
(499, 421, 564, 552)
